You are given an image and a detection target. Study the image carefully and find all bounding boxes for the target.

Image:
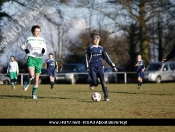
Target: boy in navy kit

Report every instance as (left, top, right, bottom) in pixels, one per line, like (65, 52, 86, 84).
(46, 53, 58, 89)
(135, 54, 145, 89)
(84, 32, 117, 101)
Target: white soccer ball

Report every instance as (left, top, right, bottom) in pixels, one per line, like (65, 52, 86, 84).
(91, 92, 101, 102)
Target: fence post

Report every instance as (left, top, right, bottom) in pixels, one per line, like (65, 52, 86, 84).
(21, 74, 23, 85)
(124, 72, 127, 84)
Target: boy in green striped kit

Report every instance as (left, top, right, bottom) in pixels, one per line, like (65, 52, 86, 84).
(7, 56, 19, 89)
(21, 25, 47, 99)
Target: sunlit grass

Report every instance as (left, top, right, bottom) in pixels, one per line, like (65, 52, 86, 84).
(0, 83, 175, 132)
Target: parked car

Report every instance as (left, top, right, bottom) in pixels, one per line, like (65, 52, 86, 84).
(0, 75, 11, 85)
(55, 63, 88, 84)
(23, 68, 50, 84)
(87, 67, 117, 84)
(143, 61, 175, 83)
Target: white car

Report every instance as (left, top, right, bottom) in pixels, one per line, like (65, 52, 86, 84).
(144, 61, 175, 83)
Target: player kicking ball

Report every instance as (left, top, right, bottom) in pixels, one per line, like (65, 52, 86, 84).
(21, 25, 47, 99)
(7, 56, 19, 89)
(84, 32, 117, 101)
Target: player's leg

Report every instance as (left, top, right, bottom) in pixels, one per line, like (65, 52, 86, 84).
(9, 72, 16, 89)
(24, 57, 35, 91)
(139, 72, 144, 88)
(99, 74, 109, 101)
(13, 72, 18, 89)
(98, 65, 109, 101)
(137, 76, 141, 89)
(89, 70, 98, 90)
(32, 73, 40, 99)
(24, 67, 35, 91)
(50, 76, 55, 89)
(50, 69, 55, 89)
(32, 58, 42, 99)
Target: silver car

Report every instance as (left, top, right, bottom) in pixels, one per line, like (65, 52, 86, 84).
(144, 61, 175, 83)
(0, 75, 11, 85)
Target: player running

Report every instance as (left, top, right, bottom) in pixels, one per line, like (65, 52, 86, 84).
(135, 54, 145, 89)
(46, 53, 58, 89)
(84, 32, 117, 101)
(21, 25, 47, 99)
(7, 56, 19, 89)
(162, 45, 175, 63)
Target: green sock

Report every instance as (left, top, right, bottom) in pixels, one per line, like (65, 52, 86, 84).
(11, 83, 14, 87)
(32, 86, 38, 95)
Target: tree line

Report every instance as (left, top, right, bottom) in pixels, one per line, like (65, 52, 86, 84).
(0, 0, 175, 72)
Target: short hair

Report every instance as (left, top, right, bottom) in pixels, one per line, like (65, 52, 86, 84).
(31, 25, 41, 33)
(49, 53, 53, 56)
(10, 55, 15, 59)
(90, 32, 100, 40)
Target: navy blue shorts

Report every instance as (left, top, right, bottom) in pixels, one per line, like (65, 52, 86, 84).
(137, 71, 144, 78)
(89, 63, 104, 81)
(48, 69, 55, 77)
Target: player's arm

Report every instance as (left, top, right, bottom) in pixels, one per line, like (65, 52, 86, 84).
(7, 62, 10, 75)
(142, 61, 145, 71)
(45, 60, 48, 69)
(16, 62, 19, 76)
(55, 61, 58, 72)
(162, 45, 175, 62)
(102, 49, 117, 71)
(41, 39, 47, 55)
(84, 47, 90, 70)
(135, 60, 139, 67)
(21, 39, 30, 54)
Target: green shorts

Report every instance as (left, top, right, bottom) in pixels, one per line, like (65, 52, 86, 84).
(9, 72, 17, 79)
(27, 56, 43, 73)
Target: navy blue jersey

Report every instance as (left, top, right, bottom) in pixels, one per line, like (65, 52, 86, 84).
(84, 44, 115, 69)
(135, 59, 145, 72)
(166, 45, 175, 61)
(46, 59, 58, 70)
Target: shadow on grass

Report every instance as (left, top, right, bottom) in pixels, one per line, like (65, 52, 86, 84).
(0, 95, 32, 99)
(110, 91, 138, 94)
(0, 94, 79, 100)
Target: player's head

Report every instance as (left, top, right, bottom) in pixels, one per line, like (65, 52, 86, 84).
(10, 56, 15, 61)
(137, 54, 142, 60)
(49, 53, 53, 59)
(91, 32, 100, 45)
(31, 25, 41, 37)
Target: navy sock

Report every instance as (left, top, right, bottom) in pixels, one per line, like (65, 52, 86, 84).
(102, 87, 108, 99)
(50, 82, 54, 88)
(140, 82, 142, 87)
(138, 81, 140, 86)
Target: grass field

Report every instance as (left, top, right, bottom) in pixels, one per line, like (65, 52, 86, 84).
(0, 83, 175, 132)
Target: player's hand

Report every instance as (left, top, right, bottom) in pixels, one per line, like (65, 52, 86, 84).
(87, 68, 90, 72)
(162, 59, 166, 63)
(25, 49, 30, 54)
(114, 67, 118, 72)
(41, 48, 45, 54)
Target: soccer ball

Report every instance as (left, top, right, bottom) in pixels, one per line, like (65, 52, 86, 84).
(91, 92, 101, 102)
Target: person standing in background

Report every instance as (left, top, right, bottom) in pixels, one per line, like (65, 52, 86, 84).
(46, 53, 58, 89)
(7, 56, 19, 89)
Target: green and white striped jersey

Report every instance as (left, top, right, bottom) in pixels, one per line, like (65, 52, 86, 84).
(7, 61, 19, 74)
(21, 36, 47, 58)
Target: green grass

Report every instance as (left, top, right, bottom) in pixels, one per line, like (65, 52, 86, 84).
(0, 83, 175, 132)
